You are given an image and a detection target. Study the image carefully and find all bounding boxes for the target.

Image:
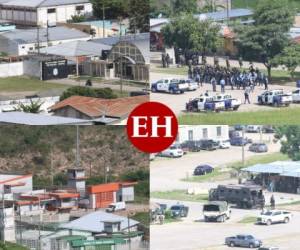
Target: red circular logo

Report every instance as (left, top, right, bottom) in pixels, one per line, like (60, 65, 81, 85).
(127, 102, 178, 153)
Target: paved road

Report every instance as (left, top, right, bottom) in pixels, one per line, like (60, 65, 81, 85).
(150, 72, 299, 116)
(151, 133, 280, 192)
(151, 198, 300, 250)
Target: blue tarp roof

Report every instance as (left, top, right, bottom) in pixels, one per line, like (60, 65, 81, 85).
(242, 161, 300, 175)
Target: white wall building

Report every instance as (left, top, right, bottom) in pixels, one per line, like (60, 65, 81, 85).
(0, 174, 33, 195)
(0, 26, 90, 56)
(176, 125, 229, 144)
(0, 0, 93, 27)
(0, 203, 15, 242)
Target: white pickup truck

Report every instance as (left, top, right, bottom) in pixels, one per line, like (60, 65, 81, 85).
(257, 210, 292, 226)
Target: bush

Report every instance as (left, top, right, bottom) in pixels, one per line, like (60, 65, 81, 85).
(60, 86, 117, 101)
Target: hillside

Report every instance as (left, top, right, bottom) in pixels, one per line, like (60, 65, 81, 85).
(232, 0, 300, 11)
(0, 126, 148, 187)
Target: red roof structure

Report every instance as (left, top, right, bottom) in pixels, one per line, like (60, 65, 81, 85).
(49, 95, 149, 119)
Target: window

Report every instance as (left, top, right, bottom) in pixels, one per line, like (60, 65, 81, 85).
(216, 126, 222, 137)
(188, 130, 193, 141)
(47, 8, 56, 14)
(202, 128, 208, 139)
(76, 5, 84, 11)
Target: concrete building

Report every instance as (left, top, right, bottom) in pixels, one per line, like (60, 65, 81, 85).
(176, 125, 229, 144)
(59, 211, 139, 234)
(87, 182, 137, 209)
(0, 26, 90, 56)
(0, 174, 32, 195)
(67, 168, 86, 196)
(116, 182, 137, 202)
(86, 33, 150, 81)
(0, 202, 15, 242)
(87, 183, 119, 209)
(0, 0, 93, 27)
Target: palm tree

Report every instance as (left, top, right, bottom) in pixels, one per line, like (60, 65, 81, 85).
(15, 99, 44, 114)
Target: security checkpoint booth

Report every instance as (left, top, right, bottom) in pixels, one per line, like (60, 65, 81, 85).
(242, 161, 300, 194)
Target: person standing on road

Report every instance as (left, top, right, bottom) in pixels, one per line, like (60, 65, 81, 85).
(220, 78, 225, 93)
(195, 72, 201, 87)
(270, 195, 275, 210)
(244, 86, 251, 104)
(211, 77, 217, 92)
(162, 53, 166, 68)
(264, 76, 269, 90)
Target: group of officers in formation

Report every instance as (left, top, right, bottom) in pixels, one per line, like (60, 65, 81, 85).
(162, 53, 270, 104)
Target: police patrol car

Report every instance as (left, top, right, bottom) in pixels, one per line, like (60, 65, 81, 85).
(258, 89, 292, 107)
(151, 78, 188, 94)
(186, 94, 225, 112)
(214, 94, 241, 111)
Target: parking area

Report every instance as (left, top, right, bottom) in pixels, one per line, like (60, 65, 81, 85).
(150, 129, 300, 250)
(151, 132, 280, 192)
(151, 198, 300, 250)
(150, 72, 298, 116)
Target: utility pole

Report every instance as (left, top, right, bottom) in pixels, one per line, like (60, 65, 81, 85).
(127, 215, 132, 250)
(46, 20, 49, 47)
(50, 147, 54, 186)
(226, 0, 230, 25)
(75, 126, 80, 168)
(2, 193, 5, 245)
(102, 2, 109, 38)
(37, 25, 40, 55)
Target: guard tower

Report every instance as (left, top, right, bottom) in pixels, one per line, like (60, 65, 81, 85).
(67, 168, 86, 197)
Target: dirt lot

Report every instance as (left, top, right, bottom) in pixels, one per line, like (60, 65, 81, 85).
(150, 72, 299, 116)
(151, 198, 300, 250)
(151, 132, 280, 192)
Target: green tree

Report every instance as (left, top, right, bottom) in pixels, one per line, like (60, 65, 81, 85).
(191, 19, 222, 61)
(15, 99, 43, 113)
(235, 0, 294, 80)
(150, 0, 172, 18)
(200, 0, 225, 12)
(128, 0, 150, 33)
(275, 126, 300, 160)
(68, 14, 86, 23)
(172, 0, 198, 14)
(60, 86, 117, 101)
(90, 0, 129, 20)
(162, 14, 222, 59)
(272, 44, 300, 80)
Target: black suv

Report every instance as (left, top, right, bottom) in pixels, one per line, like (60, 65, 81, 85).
(194, 165, 214, 175)
(181, 140, 202, 152)
(199, 140, 219, 151)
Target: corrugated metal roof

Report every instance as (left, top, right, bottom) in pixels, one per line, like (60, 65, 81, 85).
(50, 95, 149, 119)
(59, 211, 139, 233)
(40, 40, 111, 57)
(1, 0, 90, 8)
(242, 161, 300, 174)
(0, 112, 93, 125)
(196, 8, 253, 21)
(93, 33, 150, 64)
(0, 26, 90, 44)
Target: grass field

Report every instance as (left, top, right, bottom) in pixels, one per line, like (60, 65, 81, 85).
(228, 152, 289, 171)
(0, 77, 69, 93)
(0, 242, 28, 250)
(178, 107, 300, 125)
(151, 190, 208, 202)
(232, 0, 300, 11)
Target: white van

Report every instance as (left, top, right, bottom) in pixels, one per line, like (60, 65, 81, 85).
(106, 202, 126, 212)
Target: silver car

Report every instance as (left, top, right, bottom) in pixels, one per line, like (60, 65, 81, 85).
(249, 143, 268, 153)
